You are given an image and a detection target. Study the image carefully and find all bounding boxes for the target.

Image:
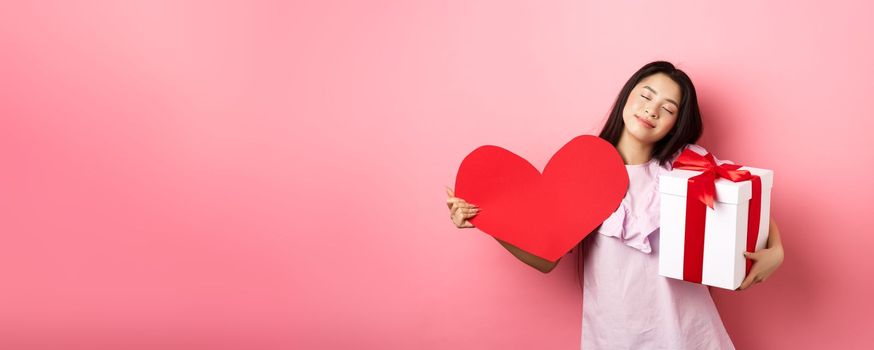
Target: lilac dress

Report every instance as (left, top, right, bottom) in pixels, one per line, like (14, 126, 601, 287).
(578, 144, 735, 349)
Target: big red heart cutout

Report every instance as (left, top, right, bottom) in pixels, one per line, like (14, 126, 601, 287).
(454, 135, 628, 262)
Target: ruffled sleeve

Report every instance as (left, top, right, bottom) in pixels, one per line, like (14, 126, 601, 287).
(597, 159, 661, 253)
(597, 144, 734, 254)
(596, 194, 661, 253)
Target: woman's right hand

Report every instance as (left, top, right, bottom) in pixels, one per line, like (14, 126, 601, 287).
(446, 186, 480, 228)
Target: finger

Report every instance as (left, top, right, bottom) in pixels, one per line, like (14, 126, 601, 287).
(453, 201, 477, 211)
(450, 201, 463, 212)
(743, 251, 759, 261)
(446, 186, 455, 198)
(462, 207, 480, 214)
(447, 197, 471, 207)
(458, 209, 479, 220)
(739, 273, 756, 290)
(740, 262, 764, 290)
(447, 197, 461, 210)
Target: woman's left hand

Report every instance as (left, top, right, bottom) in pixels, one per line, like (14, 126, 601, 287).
(738, 245, 784, 290)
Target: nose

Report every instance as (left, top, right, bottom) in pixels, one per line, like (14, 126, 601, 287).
(643, 108, 659, 119)
(643, 105, 658, 119)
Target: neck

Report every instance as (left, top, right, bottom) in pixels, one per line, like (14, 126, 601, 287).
(616, 130, 654, 165)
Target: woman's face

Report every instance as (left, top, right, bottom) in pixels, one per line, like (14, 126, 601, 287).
(621, 72, 682, 145)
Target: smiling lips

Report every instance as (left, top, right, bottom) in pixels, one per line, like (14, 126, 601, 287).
(635, 115, 656, 129)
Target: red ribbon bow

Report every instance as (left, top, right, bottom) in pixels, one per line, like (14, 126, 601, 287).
(671, 149, 753, 209)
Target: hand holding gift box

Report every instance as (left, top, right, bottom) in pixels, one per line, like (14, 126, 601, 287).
(658, 149, 774, 290)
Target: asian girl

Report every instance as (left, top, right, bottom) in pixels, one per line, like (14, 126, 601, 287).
(445, 61, 784, 349)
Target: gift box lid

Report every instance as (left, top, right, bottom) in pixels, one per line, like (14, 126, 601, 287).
(658, 166, 774, 204)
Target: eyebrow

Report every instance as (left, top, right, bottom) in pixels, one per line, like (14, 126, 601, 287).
(643, 86, 680, 107)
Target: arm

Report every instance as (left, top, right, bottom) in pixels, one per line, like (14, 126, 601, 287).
(495, 238, 560, 273)
(766, 216, 783, 250)
(739, 216, 784, 290)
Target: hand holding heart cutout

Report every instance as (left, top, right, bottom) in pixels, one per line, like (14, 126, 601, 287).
(454, 135, 629, 262)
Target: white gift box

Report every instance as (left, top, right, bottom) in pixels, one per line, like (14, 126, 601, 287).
(658, 166, 774, 290)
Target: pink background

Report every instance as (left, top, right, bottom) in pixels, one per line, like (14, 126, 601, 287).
(2, 1, 872, 349)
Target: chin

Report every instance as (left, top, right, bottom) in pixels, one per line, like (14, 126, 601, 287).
(639, 130, 669, 145)
(624, 129, 653, 145)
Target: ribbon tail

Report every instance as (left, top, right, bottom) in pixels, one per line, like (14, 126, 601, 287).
(745, 175, 763, 276)
(702, 180, 716, 209)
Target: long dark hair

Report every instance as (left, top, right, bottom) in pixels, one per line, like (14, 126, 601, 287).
(575, 61, 704, 289)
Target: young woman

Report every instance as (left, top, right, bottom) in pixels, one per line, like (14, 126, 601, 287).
(445, 61, 784, 349)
